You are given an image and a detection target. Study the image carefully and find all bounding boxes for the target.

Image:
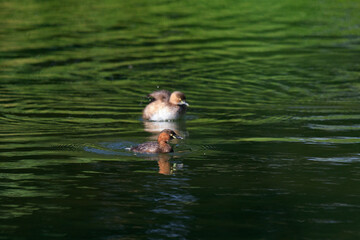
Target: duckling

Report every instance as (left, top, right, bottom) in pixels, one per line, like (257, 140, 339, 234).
(143, 90, 189, 121)
(147, 90, 171, 102)
(130, 129, 182, 153)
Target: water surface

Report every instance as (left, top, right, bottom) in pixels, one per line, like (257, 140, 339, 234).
(1, 0, 360, 239)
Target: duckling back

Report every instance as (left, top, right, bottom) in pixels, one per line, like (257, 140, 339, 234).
(148, 90, 171, 103)
(130, 141, 173, 153)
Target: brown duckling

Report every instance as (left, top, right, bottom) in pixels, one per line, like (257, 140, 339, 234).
(130, 129, 182, 153)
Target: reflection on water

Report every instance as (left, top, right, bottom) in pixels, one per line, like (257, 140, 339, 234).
(143, 120, 188, 140)
(157, 154, 184, 175)
(308, 155, 360, 164)
(1, 0, 360, 239)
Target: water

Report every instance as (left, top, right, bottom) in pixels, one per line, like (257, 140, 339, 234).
(1, 0, 360, 239)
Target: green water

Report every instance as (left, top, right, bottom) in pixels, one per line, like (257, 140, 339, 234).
(1, 0, 360, 239)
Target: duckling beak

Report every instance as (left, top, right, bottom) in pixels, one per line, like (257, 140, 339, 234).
(172, 134, 183, 139)
(179, 100, 189, 106)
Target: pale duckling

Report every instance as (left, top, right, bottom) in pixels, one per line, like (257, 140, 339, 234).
(143, 90, 189, 121)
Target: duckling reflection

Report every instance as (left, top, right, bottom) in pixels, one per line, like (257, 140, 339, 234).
(143, 90, 189, 121)
(159, 155, 184, 175)
(143, 120, 188, 141)
(158, 154, 172, 175)
(144, 154, 183, 175)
